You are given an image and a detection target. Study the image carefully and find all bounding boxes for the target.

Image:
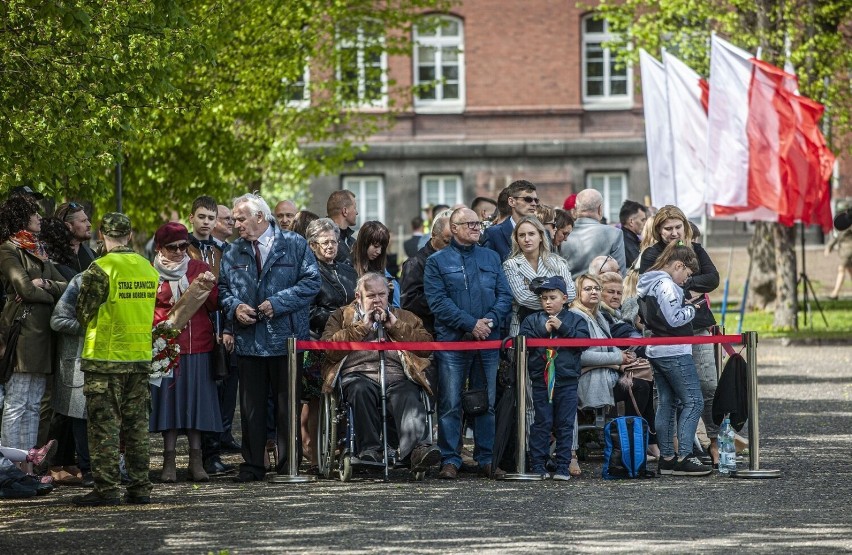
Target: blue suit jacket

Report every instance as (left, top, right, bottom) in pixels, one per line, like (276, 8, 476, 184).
(482, 217, 514, 261)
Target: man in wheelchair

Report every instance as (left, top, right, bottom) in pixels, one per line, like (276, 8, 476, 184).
(321, 272, 441, 472)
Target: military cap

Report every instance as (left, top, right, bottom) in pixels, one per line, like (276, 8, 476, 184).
(100, 212, 132, 237)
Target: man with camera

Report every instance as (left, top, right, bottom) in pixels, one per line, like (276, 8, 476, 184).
(321, 272, 440, 471)
(219, 193, 321, 482)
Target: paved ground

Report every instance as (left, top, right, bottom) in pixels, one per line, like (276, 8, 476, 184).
(2, 342, 851, 554)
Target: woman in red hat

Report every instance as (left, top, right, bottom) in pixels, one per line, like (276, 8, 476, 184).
(149, 223, 222, 483)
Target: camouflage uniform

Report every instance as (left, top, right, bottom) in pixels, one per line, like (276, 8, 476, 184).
(76, 214, 156, 501)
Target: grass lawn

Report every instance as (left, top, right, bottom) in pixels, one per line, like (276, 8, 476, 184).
(715, 298, 852, 340)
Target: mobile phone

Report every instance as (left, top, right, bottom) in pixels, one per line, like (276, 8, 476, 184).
(689, 294, 709, 307)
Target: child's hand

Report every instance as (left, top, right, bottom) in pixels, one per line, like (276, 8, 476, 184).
(545, 315, 561, 332)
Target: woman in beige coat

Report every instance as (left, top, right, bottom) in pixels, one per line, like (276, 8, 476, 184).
(0, 194, 66, 472)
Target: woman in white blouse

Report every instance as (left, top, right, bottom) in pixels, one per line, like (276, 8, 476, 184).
(502, 216, 576, 335)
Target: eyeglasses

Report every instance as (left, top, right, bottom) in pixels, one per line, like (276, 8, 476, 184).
(598, 255, 612, 274)
(582, 286, 602, 293)
(57, 202, 82, 222)
(512, 196, 540, 205)
(453, 220, 483, 230)
(316, 239, 338, 247)
(164, 243, 190, 253)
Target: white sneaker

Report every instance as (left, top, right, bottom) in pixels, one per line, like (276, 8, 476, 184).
(552, 473, 571, 481)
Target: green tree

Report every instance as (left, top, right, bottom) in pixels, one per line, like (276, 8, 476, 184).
(1, 0, 450, 231)
(594, 0, 852, 330)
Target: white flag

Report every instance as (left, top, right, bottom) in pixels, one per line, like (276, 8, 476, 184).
(639, 49, 675, 209)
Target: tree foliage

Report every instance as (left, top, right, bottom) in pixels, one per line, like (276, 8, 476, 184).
(1, 0, 450, 231)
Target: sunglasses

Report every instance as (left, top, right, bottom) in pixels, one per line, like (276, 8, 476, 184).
(512, 196, 540, 205)
(164, 243, 190, 253)
(598, 255, 612, 274)
(57, 202, 82, 222)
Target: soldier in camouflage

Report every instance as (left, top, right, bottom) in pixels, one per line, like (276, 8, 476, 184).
(72, 213, 159, 506)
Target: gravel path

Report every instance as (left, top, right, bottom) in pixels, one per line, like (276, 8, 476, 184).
(2, 341, 851, 554)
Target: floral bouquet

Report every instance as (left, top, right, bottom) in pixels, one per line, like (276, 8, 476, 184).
(151, 322, 181, 384)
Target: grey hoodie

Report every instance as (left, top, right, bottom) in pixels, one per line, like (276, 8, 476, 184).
(637, 270, 695, 358)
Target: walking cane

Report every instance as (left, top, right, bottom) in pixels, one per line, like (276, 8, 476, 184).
(376, 310, 390, 482)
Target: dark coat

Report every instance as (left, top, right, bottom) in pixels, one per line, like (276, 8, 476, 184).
(399, 240, 439, 334)
(519, 307, 590, 383)
(0, 242, 67, 374)
(309, 259, 357, 339)
(622, 227, 641, 269)
(482, 217, 514, 261)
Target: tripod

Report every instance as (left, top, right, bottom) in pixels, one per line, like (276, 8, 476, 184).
(798, 223, 828, 328)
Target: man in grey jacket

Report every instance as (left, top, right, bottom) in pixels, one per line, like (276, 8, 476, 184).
(219, 193, 321, 482)
(559, 189, 626, 276)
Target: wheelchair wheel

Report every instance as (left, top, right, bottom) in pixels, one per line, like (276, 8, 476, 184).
(339, 452, 352, 482)
(317, 391, 337, 479)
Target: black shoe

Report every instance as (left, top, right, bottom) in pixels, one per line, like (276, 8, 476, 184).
(410, 445, 441, 472)
(232, 472, 260, 483)
(673, 455, 713, 476)
(19, 475, 54, 496)
(356, 450, 382, 464)
(73, 491, 120, 506)
(204, 457, 236, 476)
(692, 446, 713, 466)
(220, 439, 242, 453)
(0, 480, 37, 499)
(124, 494, 151, 505)
(81, 472, 94, 488)
(657, 457, 677, 476)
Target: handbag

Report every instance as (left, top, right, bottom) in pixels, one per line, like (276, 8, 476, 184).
(461, 348, 489, 417)
(0, 305, 30, 385)
(211, 339, 230, 381)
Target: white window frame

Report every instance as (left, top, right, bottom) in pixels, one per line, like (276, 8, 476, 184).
(420, 174, 462, 212)
(586, 172, 628, 223)
(413, 15, 465, 113)
(581, 15, 632, 110)
(342, 175, 385, 225)
(284, 65, 310, 109)
(336, 24, 387, 109)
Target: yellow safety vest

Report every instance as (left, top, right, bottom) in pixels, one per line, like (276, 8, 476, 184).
(82, 252, 159, 362)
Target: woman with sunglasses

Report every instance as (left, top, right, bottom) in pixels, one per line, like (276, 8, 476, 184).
(149, 223, 222, 483)
(301, 217, 357, 474)
(0, 194, 67, 477)
(638, 205, 720, 466)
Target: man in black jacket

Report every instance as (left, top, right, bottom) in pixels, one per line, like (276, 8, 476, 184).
(619, 200, 647, 269)
(400, 210, 452, 336)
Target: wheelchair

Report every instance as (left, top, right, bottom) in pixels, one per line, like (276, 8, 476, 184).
(317, 378, 435, 482)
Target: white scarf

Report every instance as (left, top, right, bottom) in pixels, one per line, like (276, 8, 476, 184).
(154, 252, 190, 304)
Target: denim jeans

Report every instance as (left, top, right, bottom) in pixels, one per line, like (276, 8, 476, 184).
(436, 349, 498, 469)
(692, 329, 719, 439)
(529, 381, 578, 474)
(650, 354, 703, 459)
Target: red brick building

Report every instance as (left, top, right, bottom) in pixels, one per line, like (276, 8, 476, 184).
(307, 1, 847, 250)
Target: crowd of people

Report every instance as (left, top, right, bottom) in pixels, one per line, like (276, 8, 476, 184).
(0, 179, 727, 503)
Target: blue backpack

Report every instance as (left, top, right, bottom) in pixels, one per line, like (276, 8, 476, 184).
(602, 416, 655, 479)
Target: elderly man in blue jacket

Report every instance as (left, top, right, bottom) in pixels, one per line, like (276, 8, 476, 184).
(424, 207, 513, 479)
(220, 193, 321, 482)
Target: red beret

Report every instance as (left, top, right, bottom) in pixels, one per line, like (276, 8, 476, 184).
(154, 222, 189, 249)
(563, 194, 577, 211)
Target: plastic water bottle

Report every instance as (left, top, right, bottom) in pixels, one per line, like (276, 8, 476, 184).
(718, 416, 737, 475)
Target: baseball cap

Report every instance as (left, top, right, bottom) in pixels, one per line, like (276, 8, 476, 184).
(10, 185, 45, 200)
(100, 212, 132, 237)
(533, 275, 568, 296)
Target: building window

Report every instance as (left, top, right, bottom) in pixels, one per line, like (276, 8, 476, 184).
(413, 15, 464, 113)
(343, 175, 385, 225)
(337, 22, 387, 108)
(421, 175, 462, 212)
(283, 66, 310, 108)
(581, 15, 632, 109)
(586, 172, 627, 223)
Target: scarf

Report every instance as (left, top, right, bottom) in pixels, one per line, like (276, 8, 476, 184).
(9, 230, 48, 261)
(543, 333, 557, 403)
(153, 252, 190, 304)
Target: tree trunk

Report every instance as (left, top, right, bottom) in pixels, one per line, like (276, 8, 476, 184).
(747, 222, 777, 309)
(772, 224, 798, 330)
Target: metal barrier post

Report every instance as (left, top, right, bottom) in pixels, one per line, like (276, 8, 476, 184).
(501, 335, 543, 481)
(268, 337, 316, 484)
(733, 331, 781, 479)
(714, 325, 724, 379)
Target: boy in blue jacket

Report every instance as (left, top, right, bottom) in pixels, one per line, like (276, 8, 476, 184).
(519, 276, 590, 480)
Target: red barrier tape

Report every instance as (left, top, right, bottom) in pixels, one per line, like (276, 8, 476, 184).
(297, 334, 745, 352)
